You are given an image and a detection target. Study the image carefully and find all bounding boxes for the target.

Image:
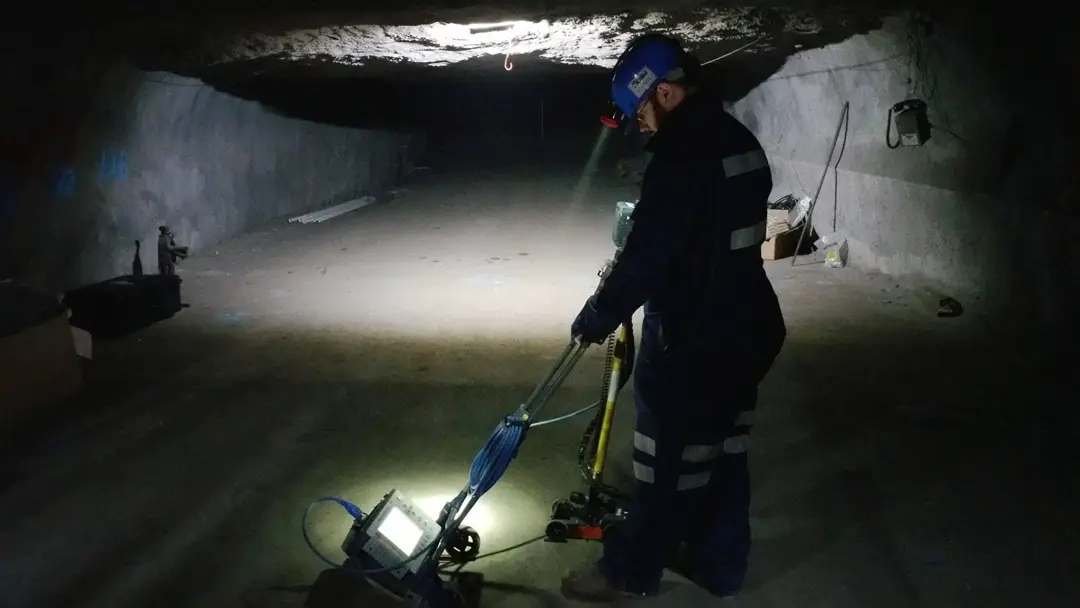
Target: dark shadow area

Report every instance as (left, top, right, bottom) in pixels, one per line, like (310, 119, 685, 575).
(593, 329, 1075, 605)
(938, 4, 1079, 133)
(211, 68, 612, 133)
(299, 568, 568, 608)
(0, 283, 66, 339)
(0, 321, 237, 491)
(0, 313, 1072, 606)
(63, 274, 185, 340)
(301, 567, 403, 607)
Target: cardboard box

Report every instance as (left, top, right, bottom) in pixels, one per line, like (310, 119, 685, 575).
(762, 228, 802, 260)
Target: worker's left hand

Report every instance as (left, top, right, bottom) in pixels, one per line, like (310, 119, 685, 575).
(571, 297, 618, 345)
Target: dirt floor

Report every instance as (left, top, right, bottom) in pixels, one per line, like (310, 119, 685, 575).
(0, 158, 1075, 608)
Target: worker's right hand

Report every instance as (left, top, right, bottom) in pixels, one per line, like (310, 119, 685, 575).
(570, 298, 616, 345)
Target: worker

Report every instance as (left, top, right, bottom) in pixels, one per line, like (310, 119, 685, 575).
(564, 34, 786, 601)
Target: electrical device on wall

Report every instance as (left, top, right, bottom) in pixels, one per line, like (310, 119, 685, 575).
(886, 99, 931, 149)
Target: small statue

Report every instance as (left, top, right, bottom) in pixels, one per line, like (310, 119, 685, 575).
(157, 225, 189, 276)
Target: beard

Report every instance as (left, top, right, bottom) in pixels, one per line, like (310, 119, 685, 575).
(636, 92, 671, 134)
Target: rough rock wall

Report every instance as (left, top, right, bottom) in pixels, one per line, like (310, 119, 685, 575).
(730, 16, 1077, 331)
(0, 64, 419, 291)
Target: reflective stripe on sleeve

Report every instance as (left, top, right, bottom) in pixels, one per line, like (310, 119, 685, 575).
(722, 149, 769, 178)
(730, 221, 766, 250)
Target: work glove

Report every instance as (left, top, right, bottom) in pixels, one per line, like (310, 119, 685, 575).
(571, 297, 620, 345)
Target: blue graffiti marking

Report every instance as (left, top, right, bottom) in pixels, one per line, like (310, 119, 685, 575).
(55, 169, 76, 197)
(220, 310, 247, 325)
(114, 151, 128, 181)
(98, 149, 128, 182)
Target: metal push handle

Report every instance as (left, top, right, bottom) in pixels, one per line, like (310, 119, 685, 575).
(521, 339, 589, 421)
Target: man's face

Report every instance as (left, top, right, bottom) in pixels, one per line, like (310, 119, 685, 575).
(635, 82, 683, 134)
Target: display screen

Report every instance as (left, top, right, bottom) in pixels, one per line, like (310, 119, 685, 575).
(377, 506, 424, 556)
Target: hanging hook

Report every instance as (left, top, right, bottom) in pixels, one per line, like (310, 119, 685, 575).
(503, 28, 518, 71)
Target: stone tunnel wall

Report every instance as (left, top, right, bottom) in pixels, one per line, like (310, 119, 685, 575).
(0, 64, 420, 291)
(730, 16, 1078, 333)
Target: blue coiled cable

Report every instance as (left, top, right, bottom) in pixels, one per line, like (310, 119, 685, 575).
(467, 407, 530, 497)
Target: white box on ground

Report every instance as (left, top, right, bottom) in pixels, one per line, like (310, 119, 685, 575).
(71, 326, 93, 360)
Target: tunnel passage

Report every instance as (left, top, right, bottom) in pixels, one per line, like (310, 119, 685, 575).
(1, 3, 1079, 608)
(5, 2, 1077, 336)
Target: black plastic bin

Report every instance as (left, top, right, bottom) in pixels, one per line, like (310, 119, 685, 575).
(63, 274, 183, 339)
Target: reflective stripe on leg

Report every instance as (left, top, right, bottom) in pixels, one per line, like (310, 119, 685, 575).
(634, 431, 657, 456)
(632, 429, 658, 483)
(678, 439, 724, 491)
(633, 461, 656, 483)
(681, 443, 723, 463)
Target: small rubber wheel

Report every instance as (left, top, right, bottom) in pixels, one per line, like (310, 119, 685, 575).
(546, 520, 570, 542)
(445, 526, 481, 563)
(601, 521, 620, 544)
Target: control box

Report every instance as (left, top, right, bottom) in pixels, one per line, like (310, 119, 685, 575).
(891, 99, 931, 147)
(341, 489, 442, 580)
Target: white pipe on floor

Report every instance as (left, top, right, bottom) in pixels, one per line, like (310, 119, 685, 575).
(291, 205, 339, 224)
(309, 197, 375, 223)
(291, 202, 349, 224)
(303, 207, 339, 223)
(296, 208, 332, 224)
(288, 196, 376, 224)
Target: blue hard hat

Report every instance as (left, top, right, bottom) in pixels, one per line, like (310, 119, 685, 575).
(610, 35, 687, 117)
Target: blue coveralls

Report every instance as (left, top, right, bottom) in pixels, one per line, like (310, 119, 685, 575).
(581, 91, 786, 596)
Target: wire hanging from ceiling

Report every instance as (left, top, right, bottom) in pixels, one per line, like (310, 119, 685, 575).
(700, 35, 766, 67)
